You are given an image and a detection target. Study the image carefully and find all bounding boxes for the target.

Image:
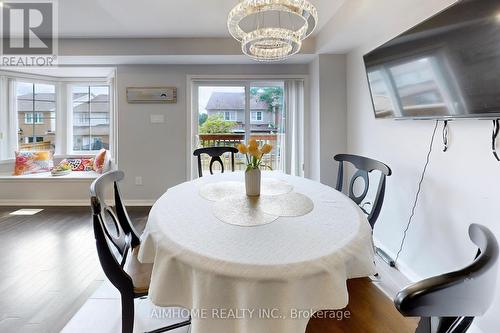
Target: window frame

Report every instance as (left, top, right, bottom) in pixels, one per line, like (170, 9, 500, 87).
(24, 113, 32, 124)
(222, 111, 237, 121)
(15, 79, 57, 153)
(251, 111, 263, 122)
(0, 71, 115, 163)
(35, 112, 44, 124)
(188, 78, 300, 180)
(68, 83, 111, 155)
(24, 112, 44, 124)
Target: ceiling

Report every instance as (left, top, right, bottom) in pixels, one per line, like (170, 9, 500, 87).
(0, 67, 115, 77)
(315, 0, 458, 54)
(58, 0, 345, 38)
(57, 55, 316, 65)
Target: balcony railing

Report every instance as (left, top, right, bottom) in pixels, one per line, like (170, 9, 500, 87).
(19, 141, 53, 151)
(198, 133, 245, 148)
(197, 133, 282, 171)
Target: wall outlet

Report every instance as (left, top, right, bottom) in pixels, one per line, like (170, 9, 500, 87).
(135, 176, 143, 186)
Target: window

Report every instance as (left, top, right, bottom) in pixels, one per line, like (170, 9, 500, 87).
(72, 85, 110, 152)
(16, 82, 56, 152)
(24, 136, 44, 143)
(222, 111, 237, 121)
(24, 112, 44, 124)
(0, 72, 114, 162)
(251, 111, 263, 122)
(193, 81, 292, 177)
(75, 112, 90, 126)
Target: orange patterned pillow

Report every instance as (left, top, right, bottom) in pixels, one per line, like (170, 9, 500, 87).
(93, 149, 110, 173)
(59, 158, 94, 171)
(13, 151, 54, 176)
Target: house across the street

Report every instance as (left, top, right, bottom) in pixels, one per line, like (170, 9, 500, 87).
(205, 92, 280, 133)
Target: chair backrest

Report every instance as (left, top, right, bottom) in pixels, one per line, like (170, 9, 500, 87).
(395, 224, 499, 333)
(90, 170, 136, 295)
(91, 170, 141, 249)
(193, 146, 239, 177)
(334, 154, 392, 228)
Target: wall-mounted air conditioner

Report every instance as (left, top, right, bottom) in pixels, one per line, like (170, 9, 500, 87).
(126, 87, 177, 104)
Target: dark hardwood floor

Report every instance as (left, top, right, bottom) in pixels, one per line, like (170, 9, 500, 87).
(306, 278, 418, 333)
(0, 206, 149, 333)
(0, 206, 416, 333)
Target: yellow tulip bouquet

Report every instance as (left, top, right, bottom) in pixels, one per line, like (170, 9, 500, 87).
(237, 139, 273, 172)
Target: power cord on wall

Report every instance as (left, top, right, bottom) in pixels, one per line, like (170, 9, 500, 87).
(394, 120, 439, 266)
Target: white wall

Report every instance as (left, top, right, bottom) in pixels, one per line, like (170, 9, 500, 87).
(0, 64, 309, 205)
(116, 64, 309, 202)
(308, 54, 347, 186)
(0, 179, 95, 205)
(345, 2, 500, 332)
(308, 58, 320, 181)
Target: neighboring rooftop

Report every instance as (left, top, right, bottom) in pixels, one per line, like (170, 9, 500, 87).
(205, 92, 268, 111)
(17, 93, 109, 112)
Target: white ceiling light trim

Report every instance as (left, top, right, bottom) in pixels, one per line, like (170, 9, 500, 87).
(228, 0, 318, 61)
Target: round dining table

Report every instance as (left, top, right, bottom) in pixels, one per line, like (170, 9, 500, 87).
(138, 171, 376, 333)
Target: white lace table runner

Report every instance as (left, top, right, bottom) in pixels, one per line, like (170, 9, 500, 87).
(200, 178, 313, 226)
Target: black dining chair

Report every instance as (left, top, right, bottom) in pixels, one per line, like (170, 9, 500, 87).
(334, 154, 392, 229)
(334, 153, 393, 266)
(112, 172, 141, 250)
(193, 146, 238, 177)
(394, 223, 498, 333)
(90, 170, 191, 333)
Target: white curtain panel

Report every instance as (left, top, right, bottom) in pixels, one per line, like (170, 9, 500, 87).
(0, 77, 6, 160)
(107, 75, 117, 163)
(283, 79, 305, 177)
(8, 79, 18, 158)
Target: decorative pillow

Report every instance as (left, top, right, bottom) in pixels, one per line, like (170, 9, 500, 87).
(93, 149, 110, 174)
(13, 151, 54, 176)
(60, 158, 94, 171)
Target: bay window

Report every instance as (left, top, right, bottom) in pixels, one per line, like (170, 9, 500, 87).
(0, 72, 114, 162)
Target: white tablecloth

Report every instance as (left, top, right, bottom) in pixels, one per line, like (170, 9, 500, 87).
(138, 172, 375, 333)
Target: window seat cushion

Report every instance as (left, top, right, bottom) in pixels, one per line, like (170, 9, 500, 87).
(0, 170, 100, 181)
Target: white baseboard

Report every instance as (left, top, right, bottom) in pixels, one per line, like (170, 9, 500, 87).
(0, 199, 155, 206)
(373, 236, 421, 282)
(125, 200, 155, 207)
(373, 237, 486, 333)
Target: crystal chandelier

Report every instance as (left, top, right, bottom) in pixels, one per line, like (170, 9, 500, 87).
(228, 0, 318, 62)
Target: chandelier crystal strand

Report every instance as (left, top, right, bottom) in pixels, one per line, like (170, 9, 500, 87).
(242, 28, 301, 61)
(228, 0, 318, 61)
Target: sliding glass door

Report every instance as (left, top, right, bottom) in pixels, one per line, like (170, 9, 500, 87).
(249, 82, 285, 171)
(194, 83, 246, 176)
(191, 79, 301, 179)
